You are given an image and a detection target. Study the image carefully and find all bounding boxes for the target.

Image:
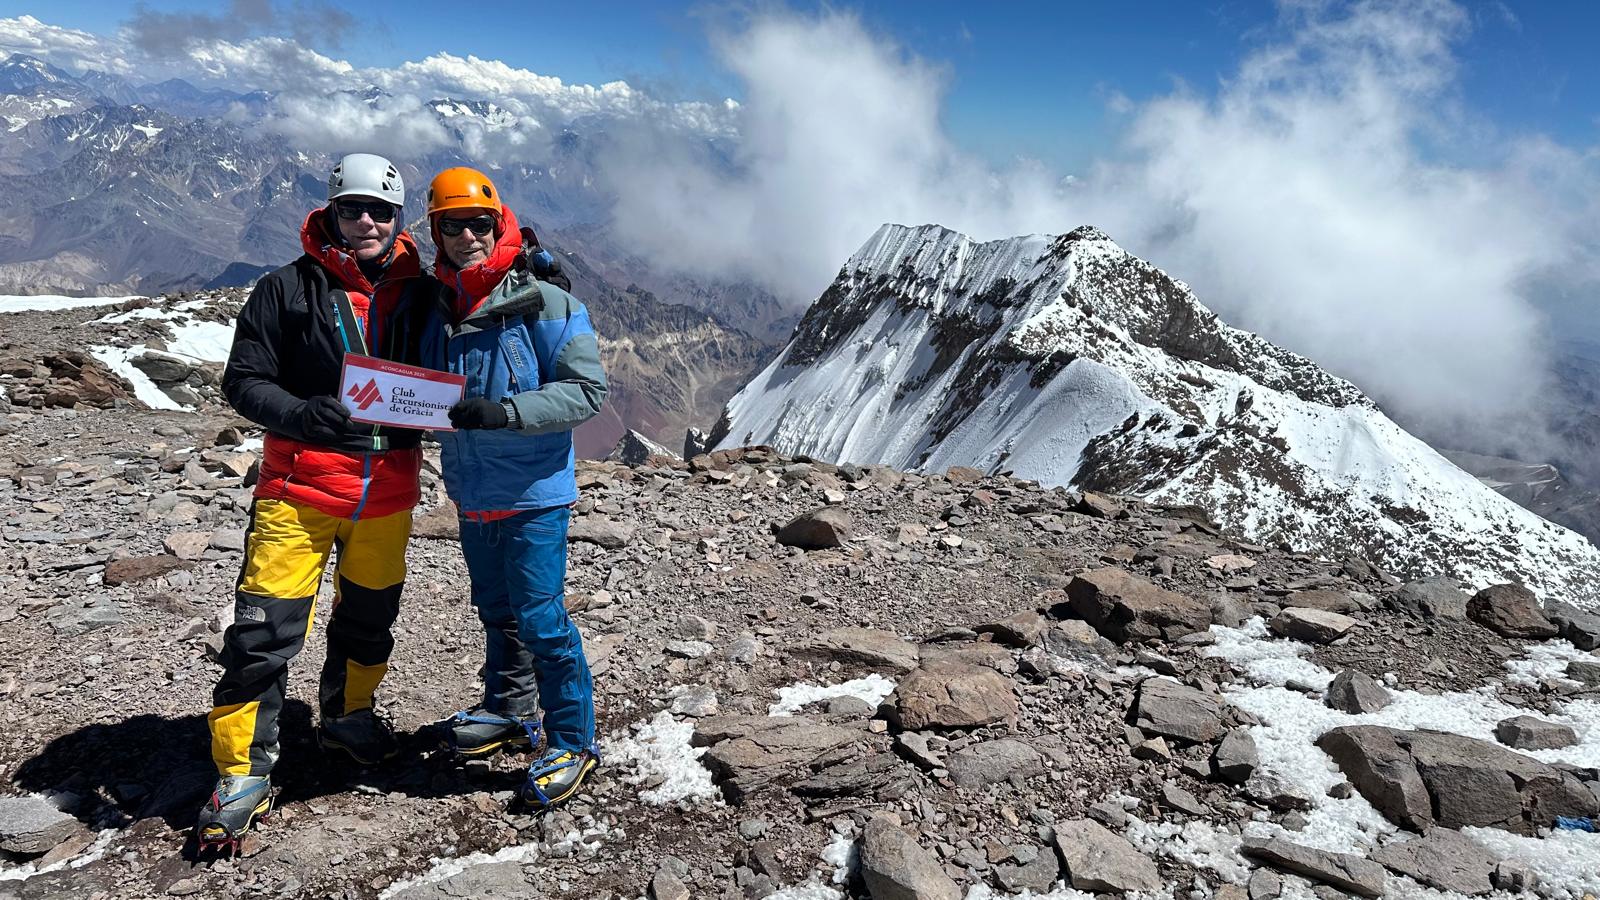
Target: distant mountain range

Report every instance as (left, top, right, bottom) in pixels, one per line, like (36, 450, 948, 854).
(0, 52, 796, 341)
(0, 52, 781, 454)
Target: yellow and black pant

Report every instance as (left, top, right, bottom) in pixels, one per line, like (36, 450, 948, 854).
(207, 498, 411, 777)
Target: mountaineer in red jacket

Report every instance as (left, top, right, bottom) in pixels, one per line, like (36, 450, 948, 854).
(195, 153, 427, 851)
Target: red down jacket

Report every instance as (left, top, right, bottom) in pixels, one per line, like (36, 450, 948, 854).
(226, 209, 425, 520)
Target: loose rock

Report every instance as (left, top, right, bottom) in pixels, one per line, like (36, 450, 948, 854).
(1493, 715, 1577, 751)
(1268, 608, 1357, 644)
(774, 507, 852, 550)
(1052, 819, 1161, 894)
(1324, 669, 1391, 714)
(894, 661, 1017, 730)
(1132, 677, 1223, 744)
(1370, 828, 1496, 895)
(1241, 836, 1385, 898)
(1466, 583, 1559, 639)
(1065, 568, 1211, 644)
(858, 817, 962, 900)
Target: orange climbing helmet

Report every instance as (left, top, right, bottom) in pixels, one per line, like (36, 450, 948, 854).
(426, 167, 501, 215)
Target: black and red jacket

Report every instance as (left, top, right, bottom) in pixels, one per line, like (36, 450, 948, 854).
(221, 209, 427, 520)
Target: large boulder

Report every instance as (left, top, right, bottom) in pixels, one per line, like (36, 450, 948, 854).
(1389, 576, 1470, 620)
(1052, 819, 1161, 893)
(859, 818, 962, 900)
(566, 516, 635, 550)
(130, 350, 197, 384)
(1324, 669, 1391, 714)
(1494, 716, 1577, 751)
(797, 627, 919, 673)
(1466, 583, 1559, 639)
(976, 610, 1049, 648)
(774, 507, 852, 549)
(1370, 829, 1497, 895)
(1317, 725, 1598, 833)
(1064, 568, 1210, 643)
(692, 715, 858, 802)
(1268, 608, 1358, 644)
(1284, 589, 1362, 614)
(1242, 836, 1385, 898)
(944, 739, 1046, 789)
(1315, 726, 1433, 830)
(1212, 729, 1259, 785)
(0, 795, 81, 855)
(1544, 600, 1600, 651)
(1132, 677, 1223, 744)
(894, 661, 1017, 730)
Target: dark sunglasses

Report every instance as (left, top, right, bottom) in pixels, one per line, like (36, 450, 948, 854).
(335, 201, 396, 223)
(438, 215, 496, 237)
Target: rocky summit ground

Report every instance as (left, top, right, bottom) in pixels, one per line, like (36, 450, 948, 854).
(2, 393, 1600, 898)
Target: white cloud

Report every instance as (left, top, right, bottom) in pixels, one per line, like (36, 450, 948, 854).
(3, 4, 1596, 460)
(183, 37, 356, 91)
(599, 1, 1600, 456)
(0, 15, 133, 76)
(251, 92, 456, 156)
(0, 15, 733, 139)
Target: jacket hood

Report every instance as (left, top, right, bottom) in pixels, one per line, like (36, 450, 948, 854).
(432, 204, 525, 321)
(301, 208, 421, 295)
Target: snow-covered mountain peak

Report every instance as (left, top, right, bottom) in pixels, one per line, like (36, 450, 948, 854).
(0, 54, 72, 92)
(718, 223, 1600, 605)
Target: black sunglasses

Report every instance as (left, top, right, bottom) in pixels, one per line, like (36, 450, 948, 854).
(335, 201, 396, 223)
(439, 215, 497, 237)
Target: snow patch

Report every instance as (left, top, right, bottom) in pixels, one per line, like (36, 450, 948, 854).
(88, 346, 181, 410)
(95, 298, 207, 324)
(768, 674, 896, 716)
(765, 884, 845, 900)
(1461, 826, 1600, 899)
(821, 831, 858, 885)
(598, 711, 721, 806)
(1123, 815, 1250, 884)
(1205, 618, 1600, 892)
(0, 294, 140, 314)
(374, 823, 609, 900)
(962, 884, 1096, 900)
(165, 320, 234, 363)
(0, 828, 119, 883)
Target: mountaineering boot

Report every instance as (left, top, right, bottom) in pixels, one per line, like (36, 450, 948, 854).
(194, 774, 272, 853)
(434, 707, 539, 758)
(519, 747, 598, 809)
(316, 708, 399, 765)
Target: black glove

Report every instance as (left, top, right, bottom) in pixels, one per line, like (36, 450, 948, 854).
(300, 395, 355, 443)
(449, 397, 509, 430)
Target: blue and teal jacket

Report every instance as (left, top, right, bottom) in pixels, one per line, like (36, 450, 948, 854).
(420, 263, 608, 512)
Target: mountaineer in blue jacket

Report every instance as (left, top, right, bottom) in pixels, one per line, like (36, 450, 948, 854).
(420, 166, 607, 809)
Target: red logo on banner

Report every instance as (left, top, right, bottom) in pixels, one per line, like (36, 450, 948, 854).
(347, 378, 383, 410)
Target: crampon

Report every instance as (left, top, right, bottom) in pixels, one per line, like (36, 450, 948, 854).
(193, 775, 271, 854)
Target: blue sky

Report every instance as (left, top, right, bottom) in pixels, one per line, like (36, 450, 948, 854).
(28, 0, 1600, 169)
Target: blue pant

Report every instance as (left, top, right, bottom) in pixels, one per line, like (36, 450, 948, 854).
(458, 506, 595, 751)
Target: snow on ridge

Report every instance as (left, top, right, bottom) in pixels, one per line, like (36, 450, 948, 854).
(716, 223, 1600, 606)
(0, 294, 142, 314)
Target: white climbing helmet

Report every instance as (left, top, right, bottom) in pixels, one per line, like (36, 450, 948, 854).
(327, 152, 404, 206)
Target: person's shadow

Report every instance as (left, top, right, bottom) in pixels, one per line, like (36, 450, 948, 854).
(8, 701, 496, 861)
